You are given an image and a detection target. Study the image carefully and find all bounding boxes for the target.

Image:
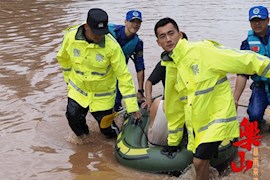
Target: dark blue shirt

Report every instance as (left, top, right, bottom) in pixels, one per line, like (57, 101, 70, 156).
(113, 25, 145, 72)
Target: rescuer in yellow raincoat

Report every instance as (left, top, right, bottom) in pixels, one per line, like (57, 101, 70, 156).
(56, 8, 141, 139)
(154, 17, 270, 180)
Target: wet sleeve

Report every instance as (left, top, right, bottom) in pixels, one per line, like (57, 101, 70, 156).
(110, 43, 139, 113)
(204, 43, 270, 78)
(56, 34, 72, 83)
(132, 39, 145, 72)
(238, 39, 250, 78)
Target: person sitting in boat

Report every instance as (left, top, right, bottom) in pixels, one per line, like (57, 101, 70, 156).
(155, 17, 270, 180)
(147, 98, 167, 146)
(148, 98, 188, 147)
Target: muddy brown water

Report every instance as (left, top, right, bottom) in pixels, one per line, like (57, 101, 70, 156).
(1, 0, 270, 179)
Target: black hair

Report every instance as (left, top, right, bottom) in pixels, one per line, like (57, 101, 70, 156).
(154, 17, 180, 37)
(182, 32, 188, 40)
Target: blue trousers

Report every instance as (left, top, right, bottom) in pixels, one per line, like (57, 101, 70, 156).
(247, 84, 269, 122)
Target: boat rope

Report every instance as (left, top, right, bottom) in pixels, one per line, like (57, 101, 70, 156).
(135, 119, 166, 147)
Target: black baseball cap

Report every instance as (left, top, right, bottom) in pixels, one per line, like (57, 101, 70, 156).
(87, 8, 109, 35)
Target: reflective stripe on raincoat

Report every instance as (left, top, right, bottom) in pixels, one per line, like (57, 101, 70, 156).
(162, 39, 270, 152)
(57, 24, 139, 113)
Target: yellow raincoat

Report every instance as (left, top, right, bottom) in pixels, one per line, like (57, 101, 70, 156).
(57, 25, 139, 113)
(162, 39, 270, 153)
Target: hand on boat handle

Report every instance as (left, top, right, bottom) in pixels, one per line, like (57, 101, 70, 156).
(132, 111, 142, 122)
(161, 145, 182, 159)
(141, 94, 162, 111)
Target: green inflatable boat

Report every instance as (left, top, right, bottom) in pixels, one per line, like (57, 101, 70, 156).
(115, 108, 238, 176)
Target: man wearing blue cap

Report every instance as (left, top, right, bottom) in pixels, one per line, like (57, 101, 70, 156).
(234, 5, 270, 129)
(108, 10, 145, 112)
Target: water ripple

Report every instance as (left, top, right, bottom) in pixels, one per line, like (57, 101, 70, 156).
(1, 0, 270, 179)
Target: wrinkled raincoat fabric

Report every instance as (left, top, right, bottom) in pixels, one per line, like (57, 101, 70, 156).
(57, 25, 139, 113)
(162, 39, 270, 152)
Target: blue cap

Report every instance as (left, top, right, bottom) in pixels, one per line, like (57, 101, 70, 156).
(126, 10, 142, 22)
(249, 6, 269, 21)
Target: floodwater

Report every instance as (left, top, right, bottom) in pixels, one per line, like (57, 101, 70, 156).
(1, 0, 270, 179)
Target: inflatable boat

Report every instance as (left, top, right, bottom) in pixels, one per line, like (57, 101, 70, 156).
(115, 108, 238, 176)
